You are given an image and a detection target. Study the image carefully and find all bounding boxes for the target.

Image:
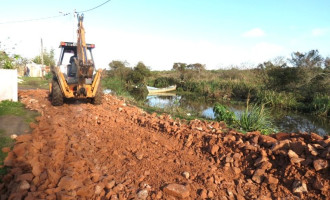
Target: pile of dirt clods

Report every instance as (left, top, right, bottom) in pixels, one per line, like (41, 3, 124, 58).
(0, 90, 329, 200)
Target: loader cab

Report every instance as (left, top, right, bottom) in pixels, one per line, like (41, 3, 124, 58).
(57, 42, 95, 81)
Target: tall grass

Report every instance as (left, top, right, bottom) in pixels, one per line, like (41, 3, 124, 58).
(102, 77, 130, 96)
(311, 94, 330, 117)
(213, 101, 275, 135)
(256, 90, 299, 109)
(236, 103, 274, 135)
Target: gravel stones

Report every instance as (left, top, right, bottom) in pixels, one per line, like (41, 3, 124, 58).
(163, 183, 190, 198)
(136, 189, 148, 200)
(0, 90, 329, 200)
(292, 180, 308, 194)
(182, 171, 190, 179)
(313, 159, 328, 171)
(209, 144, 219, 155)
(19, 180, 30, 190)
(57, 176, 81, 191)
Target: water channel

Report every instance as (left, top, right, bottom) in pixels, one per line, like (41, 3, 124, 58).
(145, 93, 329, 136)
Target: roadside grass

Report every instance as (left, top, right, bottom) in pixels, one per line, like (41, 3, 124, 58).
(0, 129, 14, 180)
(0, 100, 39, 123)
(0, 100, 39, 181)
(18, 76, 49, 89)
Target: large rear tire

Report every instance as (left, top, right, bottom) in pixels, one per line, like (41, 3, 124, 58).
(92, 84, 103, 105)
(51, 81, 64, 106)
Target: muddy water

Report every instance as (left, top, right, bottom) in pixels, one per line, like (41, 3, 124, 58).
(146, 94, 330, 136)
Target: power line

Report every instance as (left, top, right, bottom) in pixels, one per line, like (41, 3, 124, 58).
(0, 0, 112, 25)
(76, 0, 112, 13)
(0, 13, 70, 25)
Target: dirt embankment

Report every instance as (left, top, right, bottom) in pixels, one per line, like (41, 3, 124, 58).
(0, 90, 329, 200)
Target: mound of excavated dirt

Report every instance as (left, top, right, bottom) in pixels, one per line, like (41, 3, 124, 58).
(0, 89, 329, 200)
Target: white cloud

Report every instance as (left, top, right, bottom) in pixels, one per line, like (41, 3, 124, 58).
(312, 28, 327, 37)
(242, 28, 265, 38)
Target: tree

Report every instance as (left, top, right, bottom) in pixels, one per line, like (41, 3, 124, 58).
(172, 62, 205, 81)
(0, 51, 14, 69)
(324, 57, 330, 71)
(126, 62, 151, 85)
(272, 56, 287, 67)
(33, 48, 55, 66)
(172, 62, 187, 72)
(289, 50, 323, 68)
(187, 63, 206, 74)
(108, 60, 131, 81)
(109, 60, 127, 70)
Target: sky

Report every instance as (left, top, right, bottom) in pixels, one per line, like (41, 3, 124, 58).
(1, 0, 330, 70)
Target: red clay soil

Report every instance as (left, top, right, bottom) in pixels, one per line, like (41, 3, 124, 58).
(0, 89, 329, 200)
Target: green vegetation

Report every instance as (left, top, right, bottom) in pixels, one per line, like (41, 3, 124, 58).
(0, 100, 39, 123)
(104, 60, 151, 100)
(213, 102, 274, 135)
(144, 50, 329, 117)
(0, 100, 39, 179)
(102, 49, 329, 134)
(18, 76, 49, 89)
(213, 103, 236, 125)
(32, 48, 56, 67)
(0, 51, 27, 69)
(236, 104, 274, 135)
(0, 130, 14, 179)
(311, 94, 330, 117)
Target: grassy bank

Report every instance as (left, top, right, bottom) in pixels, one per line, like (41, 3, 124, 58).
(146, 67, 329, 117)
(0, 100, 39, 180)
(0, 100, 39, 123)
(0, 130, 14, 178)
(18, 76, 49, 90)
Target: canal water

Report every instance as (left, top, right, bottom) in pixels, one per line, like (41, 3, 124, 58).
(145, 94, 329, 136)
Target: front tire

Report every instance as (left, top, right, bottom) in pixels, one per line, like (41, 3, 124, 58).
(51, 81, 64, 106)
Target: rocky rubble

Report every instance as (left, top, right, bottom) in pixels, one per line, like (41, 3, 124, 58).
(0, 89, 329, 200)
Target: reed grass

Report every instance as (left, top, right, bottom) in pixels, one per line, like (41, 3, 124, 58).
(236, 103, 274, 135)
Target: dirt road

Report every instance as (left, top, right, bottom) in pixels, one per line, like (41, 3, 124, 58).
(1, 90, 329, 199)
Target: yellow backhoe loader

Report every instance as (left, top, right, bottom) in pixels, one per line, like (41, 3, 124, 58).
(49, 14, 102, 106)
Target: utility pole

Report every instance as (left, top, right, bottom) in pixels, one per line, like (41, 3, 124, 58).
(41, 38, 44, 79)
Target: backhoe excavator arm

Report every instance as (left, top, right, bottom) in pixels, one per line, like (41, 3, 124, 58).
(77, 14, 88, 67)
(75, 14, 95, 96)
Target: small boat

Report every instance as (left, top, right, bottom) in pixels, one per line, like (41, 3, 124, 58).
(147, 85, 177, 94)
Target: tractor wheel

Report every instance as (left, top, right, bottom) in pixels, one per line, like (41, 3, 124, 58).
(51, 81, 63, 106)
(92, 85, 103, 105)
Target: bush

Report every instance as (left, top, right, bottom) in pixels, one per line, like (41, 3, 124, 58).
(213, 102, 274, 135)
(213, 103, 236, 125)
(102, 77, 129, 96)
(236, 104, 274, 135)
(256, 90, 299, 109)
(153, 77, 178, 88)
(128, 85, 148, 101)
